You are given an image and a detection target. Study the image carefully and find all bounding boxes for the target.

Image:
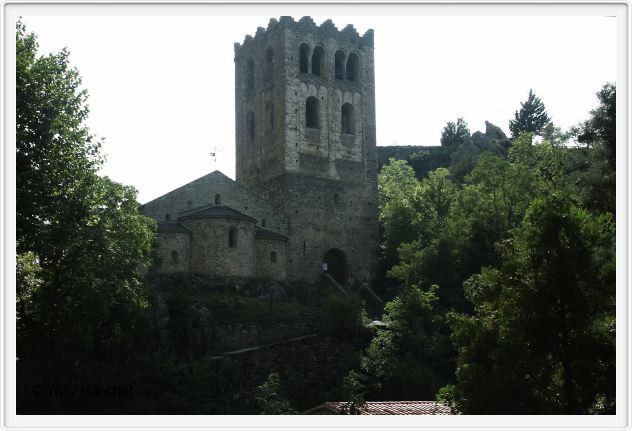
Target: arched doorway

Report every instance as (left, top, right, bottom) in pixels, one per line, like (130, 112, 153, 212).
(324, 248, 347, 284)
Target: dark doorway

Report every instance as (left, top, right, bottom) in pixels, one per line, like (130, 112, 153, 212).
(324, 248, 347, 284)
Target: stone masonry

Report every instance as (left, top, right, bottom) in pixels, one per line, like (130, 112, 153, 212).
(141, 16, 379, 284)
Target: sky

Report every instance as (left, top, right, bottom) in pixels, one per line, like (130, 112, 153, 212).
(19, 10, 617, 204)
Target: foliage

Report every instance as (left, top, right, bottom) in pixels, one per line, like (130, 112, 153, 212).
(321, 293, 367, 339)
(443, 194, 615, 414)
(16, 21, 157, 413)
(509, 89, 551, 137)
(339, 370, 367, 414)
(256, 372, 297, 414)
(568, 83, 616, 213)
(440, 117, 470, 151)
(359, 285, 454, 400)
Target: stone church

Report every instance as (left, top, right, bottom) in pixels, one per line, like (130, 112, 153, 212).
(140, 16, 379, 284)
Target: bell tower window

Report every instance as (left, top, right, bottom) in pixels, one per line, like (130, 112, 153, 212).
(346, 53, 360, 82)
(341, 103, 355, 134)
(306, 96, 319, 128)
(335, 50, 346, 80)
(299, 43, 310, 73)
(311, 46, 325, 76)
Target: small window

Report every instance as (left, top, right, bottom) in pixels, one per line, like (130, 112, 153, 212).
(306, 96, 319, 128)
(265, 102, 274, 131)
(341, 103, 355, 134)
(264, 48, 274, 82)
(171, 250, 178, 264)
(299, 43, 309, 73)
(215, 194, 221, 205)
(335, 50, 346, 80)
(246, 58, 255, 91)
(346, 53, 360, 82)
(270, 251, 277, 263)
(311, 46, 325, 76)
(228, 228, 237, 248)
(262, 218, 266, 227)
(247, 111, 255, 142)
(165, 214, 171, 221)
(334, 193, 340, 204)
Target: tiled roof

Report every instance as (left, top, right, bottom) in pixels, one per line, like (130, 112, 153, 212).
(255, 227, 289, 241)
(156, 221, 192, 233)
(303, 401, 451, 415)
(178, 205, 256, 223)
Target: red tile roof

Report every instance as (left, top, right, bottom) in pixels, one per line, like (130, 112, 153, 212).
(303, 401, 452, 415)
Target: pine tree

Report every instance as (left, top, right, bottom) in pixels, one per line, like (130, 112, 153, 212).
(509, 89, 551, 138)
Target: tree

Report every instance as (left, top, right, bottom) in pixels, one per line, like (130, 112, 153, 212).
(509, 89, 551, 138)
(16, 22, 156, 413)
(359, 285, 454, 401)
(568, 83, 616, 213)
(443, 194, 615, 414)
(378, 159, 424, 270)
(440, 117, 470, 150)
(256, 372, 297, 414)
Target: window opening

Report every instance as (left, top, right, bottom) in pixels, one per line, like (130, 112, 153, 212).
(270, 251, 277, 263)
(171, 251, 178, 264)
(299, 43, 309, 73)
(306, 96, 319, 128)
(214, 194, 221, 205)
(346, 53, 360, 82)
(228, 228, 237, 248)
(246, 58, 255, 91)
(341, 103, 355, 134)
(335, 50, 346, 80)
(264, 48, 274, 82)
(247, 111, 255, 142)
(311, 46, 325, 76)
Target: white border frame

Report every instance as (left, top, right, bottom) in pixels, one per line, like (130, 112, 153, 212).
(2, 2, 628, 430)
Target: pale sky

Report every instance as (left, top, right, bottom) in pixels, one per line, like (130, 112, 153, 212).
(18, 9, 617, 204)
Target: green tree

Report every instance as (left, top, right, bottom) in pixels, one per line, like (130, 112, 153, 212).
(359, 285, 454, 400)
(378, 159, 424, 270)
(509, 89, 551, 137)
(444, 194, 615, 414)
(256, 372, 297, 414)
(16, 22, 156, 413)
(440, 117, 470, 151)
(568, 83, 616, 213)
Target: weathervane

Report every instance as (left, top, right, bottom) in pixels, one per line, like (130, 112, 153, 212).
(209, 146, 220, 169)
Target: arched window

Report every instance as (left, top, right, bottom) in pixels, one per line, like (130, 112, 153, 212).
(311, 46, 325, 76)
(335, 50, 346, 80)
(346, 53, 360, 82)
(264, 48, 274, 82)
(261, 218, 266, 228)
(215, 194, 221, 205)
(341, 103, 355, 134)
(299, 43, 310, 73)
(306, 96, 319, 128)
(247, 111, 255, 142)
(265, 102, 274, 131)
(270, 251, 277, 263)
(171, 250, 179, 264)
(246, 58, 254, 91)
(228, 228, 237, 248)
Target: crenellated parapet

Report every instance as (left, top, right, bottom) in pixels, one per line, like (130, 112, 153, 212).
(234, 16, 374, 58)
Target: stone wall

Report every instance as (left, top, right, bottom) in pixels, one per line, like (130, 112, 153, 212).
(155, 231, 191, 272)
(233, 16, 379, 285)
(140, 171, 288, 237)
(255, 237, 288, 280)
(183, 218, 256, 278)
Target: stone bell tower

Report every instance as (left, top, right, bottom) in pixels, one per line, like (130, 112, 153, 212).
(234, 16, 379, 284)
